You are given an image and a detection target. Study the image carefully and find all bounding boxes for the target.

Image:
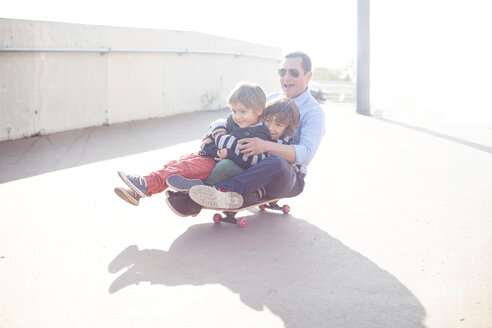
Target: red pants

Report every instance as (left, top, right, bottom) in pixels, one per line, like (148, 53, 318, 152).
(144, 153, 215, 196)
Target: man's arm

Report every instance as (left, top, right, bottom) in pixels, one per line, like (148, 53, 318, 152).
(238, 99, 325, 165)
(223, 149, 254, 170)
(292, 106, 325, 167)
(237, 138, 296, 163)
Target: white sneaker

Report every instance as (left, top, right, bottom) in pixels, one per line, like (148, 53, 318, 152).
(189, 185, 243, 209)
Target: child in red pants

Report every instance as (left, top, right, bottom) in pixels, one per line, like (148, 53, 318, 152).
(114, 81, 270, 206)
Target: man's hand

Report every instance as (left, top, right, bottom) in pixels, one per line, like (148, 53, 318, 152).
(215, 148, 228, 161)
(237, 137, 270, 156)
(238, 137, 297, 163)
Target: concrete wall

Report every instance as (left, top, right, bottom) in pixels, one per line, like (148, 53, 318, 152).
(0, 18, 281, 141)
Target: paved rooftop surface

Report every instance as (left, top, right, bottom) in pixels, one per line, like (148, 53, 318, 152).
(1, 104, 491, 327)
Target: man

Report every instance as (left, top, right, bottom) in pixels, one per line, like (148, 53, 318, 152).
(167, 51, 325, 214)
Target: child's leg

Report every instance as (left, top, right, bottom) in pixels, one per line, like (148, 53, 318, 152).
(144, 153, 215, 196)
(215, 155, 303, 197)
(203, 159, 263, 206)
(188, 156, 304, 209)
(203, 159, 244, 186)
(167, 159, 243, 192)
(117, 157, 182, 198)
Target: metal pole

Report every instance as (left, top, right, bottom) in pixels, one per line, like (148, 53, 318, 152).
(357, 0, 371, 115)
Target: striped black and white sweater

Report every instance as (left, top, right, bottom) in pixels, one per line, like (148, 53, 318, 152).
(200, 114, 294, 170)
(200, 114, 270, 170)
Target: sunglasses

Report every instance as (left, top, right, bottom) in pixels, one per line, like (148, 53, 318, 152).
(278, 68, 300, 78)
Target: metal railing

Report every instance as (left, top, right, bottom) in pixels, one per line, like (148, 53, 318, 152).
(0, 47, 280, 61)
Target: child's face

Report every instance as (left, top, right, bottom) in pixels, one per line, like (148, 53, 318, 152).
(263, 116, 288, 140)
(230, 102, 262, 128)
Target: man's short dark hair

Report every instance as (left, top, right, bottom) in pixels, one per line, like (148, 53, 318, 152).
(285, 51, 312, 73)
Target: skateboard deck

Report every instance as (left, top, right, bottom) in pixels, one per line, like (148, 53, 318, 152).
(203, 198, 290, 228)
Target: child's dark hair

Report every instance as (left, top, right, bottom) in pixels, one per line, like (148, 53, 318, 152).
(262, 97, 300, 137)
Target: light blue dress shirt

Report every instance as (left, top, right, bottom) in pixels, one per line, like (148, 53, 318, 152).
(268, 87, 326, 176)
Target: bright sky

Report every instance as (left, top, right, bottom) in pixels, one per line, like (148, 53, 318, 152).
(2, 0, 357, 69)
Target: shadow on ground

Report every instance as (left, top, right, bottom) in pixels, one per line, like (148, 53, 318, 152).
(108, 213, 426, 328)
(0, 109, 228, 183)
(375, 117, 492, 154)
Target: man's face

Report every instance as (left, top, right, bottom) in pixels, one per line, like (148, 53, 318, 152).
(279, 57, 312, 99)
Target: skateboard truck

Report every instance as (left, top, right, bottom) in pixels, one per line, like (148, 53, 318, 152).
(211, 200, 290, 228)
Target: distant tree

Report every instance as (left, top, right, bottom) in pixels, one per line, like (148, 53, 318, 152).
(313, 62, 354, 82)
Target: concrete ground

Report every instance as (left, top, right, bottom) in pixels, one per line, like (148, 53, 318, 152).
(0, 104, 491, 328)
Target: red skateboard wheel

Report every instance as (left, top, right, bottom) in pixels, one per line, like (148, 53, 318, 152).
(213, 213, 222, 224)
(237, 218, 247, 228)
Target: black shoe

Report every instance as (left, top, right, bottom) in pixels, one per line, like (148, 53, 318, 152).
(165, 190, 201, 217)
(242, 191, 261, 207)
(242, 188, 267, 207)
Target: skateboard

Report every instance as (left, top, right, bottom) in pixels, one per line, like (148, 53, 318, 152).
(204, 198, 290, 228)
(166, 174, 290, 228)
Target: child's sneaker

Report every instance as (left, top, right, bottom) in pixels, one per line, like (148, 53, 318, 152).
(114, 187, 141, 206)
(189, 185, 243, 209)
(166, 174, 204, 193)
(118, 171, 148, 198)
